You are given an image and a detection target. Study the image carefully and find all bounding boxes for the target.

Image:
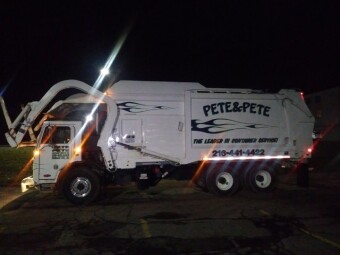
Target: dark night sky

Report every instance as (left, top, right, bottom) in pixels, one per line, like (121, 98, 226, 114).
(0, 0, 340, 144)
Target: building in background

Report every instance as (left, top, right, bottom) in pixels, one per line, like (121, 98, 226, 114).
(305, 86, 340, 141)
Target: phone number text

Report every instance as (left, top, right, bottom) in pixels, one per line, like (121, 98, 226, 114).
(212, 149, 265, 157)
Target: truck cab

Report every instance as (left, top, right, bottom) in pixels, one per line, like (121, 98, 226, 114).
(32, 121, 83, 190)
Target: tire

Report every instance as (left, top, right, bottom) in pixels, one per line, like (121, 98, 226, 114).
(246, 166, 277, 192)
(206, 166, 240, 196)
(62, 168, 101, 205)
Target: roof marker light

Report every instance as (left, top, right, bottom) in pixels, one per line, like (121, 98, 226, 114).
(300, 92, 304, 100)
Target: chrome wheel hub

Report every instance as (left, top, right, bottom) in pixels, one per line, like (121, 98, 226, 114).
(70, 177, 92, 198)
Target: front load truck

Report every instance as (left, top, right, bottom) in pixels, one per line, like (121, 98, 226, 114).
(1, 80, 315, 204)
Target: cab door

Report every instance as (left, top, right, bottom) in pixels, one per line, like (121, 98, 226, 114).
(34, 125, 75, 181)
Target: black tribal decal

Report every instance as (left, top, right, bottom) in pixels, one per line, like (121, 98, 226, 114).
(117, 102, 173, 113)
(191, 118, 274, 134)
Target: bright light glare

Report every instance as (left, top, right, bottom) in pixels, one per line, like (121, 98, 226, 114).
(100, 68, 110, 76)
(86, 114, 93, 122)
(73, 23, 133, 151)
(93, 23, 132, 90)
(33, 149, 40, 158)
(74, 146, 82, 155)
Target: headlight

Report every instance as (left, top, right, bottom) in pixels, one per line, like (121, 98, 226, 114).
(74, 146, 82, 155)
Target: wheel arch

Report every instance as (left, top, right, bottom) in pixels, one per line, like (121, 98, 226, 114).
(55, 161, 105, 191)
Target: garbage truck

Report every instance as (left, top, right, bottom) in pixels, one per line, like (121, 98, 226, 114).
(1, 80, 315, 204)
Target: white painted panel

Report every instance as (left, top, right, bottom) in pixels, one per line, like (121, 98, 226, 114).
(143, 115, 185, 159)
(121, 119, 142, 145)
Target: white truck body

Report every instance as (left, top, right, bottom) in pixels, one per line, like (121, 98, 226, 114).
(1, 80, 314, 204)
(109, 81, 313, 167)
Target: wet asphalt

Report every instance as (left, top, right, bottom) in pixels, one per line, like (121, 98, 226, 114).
(0, 171, 340, 255)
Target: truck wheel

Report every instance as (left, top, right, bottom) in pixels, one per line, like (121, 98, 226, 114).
(62, 168, 101, 205)
(246, 166, 276, 192)
(206, 167, 240, 196)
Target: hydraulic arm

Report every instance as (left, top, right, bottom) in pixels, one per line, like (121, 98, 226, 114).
(1, 80, 118, 169)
